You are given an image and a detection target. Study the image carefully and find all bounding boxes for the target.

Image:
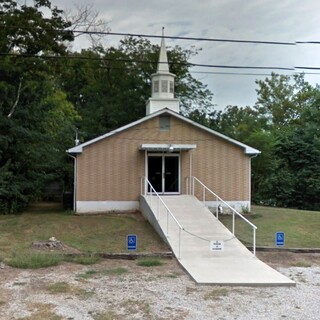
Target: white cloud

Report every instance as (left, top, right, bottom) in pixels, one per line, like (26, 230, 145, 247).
(53, 0, 320, 110)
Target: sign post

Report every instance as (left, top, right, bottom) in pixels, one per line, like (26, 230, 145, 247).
(127, 234, 137, 251)
(275, 231, 285, 247)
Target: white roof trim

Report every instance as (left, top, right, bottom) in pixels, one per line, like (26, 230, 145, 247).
(140, 144, 197, 152)
(67, 108, 260, 155)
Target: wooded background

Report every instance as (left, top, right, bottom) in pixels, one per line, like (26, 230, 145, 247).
(1, 1, 320, 213)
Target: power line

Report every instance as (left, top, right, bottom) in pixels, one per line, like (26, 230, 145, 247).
(73, 30, 297, 46)
(295, 66, 320, 70)
(191, 63, 293, 71)
(0, 52, 296, 71)
(296, 41, 320, 45)
(3, 24, 320, 48)
(191, 70, 320, 76)
(0, 24, 298, 46)
(2, 52, 320, 72)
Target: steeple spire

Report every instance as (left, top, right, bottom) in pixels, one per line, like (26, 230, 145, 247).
(145, 28, 180, 115)
(157, 27, 170, 73)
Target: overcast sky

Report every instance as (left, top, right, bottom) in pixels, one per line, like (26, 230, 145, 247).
(53, 0, 320, 111)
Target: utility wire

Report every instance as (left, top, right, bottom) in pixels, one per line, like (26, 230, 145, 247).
(296, 41, 320, 45)
(2, 52, 320, 72)
(0, 25, 307, 46)
(3, 24, 320, 48)
(0, 52, 296, 71)
(71, 30, 297, 46)
(295, 66, 320, 70)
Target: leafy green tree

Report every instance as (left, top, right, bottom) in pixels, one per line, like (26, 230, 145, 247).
(194, 74, 320, 210)
(0, 0, 76, 213)
(251, 73, 320, 208)
(275, 96, 320, 209)
(0, 0, 73, 54)
(254, 73, 316, 130)
(60, 37, 215, 140)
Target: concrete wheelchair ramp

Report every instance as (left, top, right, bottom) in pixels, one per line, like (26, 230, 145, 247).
(140, 195, 295, 287)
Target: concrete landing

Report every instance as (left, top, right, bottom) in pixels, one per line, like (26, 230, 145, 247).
(141, 195, 295, 287)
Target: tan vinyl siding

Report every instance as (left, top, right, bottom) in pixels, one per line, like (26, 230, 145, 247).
(76, 115, 250, 202)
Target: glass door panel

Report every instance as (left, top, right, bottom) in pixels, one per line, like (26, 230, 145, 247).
(147, 156, 162, 192)
(147, 154, 180, 194)
(164, 156, 179, 192)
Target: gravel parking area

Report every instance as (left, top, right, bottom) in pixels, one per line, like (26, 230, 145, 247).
(0, 253, 320, 319)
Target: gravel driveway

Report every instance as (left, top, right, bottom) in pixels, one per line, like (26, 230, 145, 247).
(0, 253, 319, 320)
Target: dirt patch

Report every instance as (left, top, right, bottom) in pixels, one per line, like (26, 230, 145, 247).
(257, 251, 320, 268)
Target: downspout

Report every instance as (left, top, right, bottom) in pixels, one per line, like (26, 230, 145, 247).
(67, 154, 77, 213)
(248, 153, 258, 211)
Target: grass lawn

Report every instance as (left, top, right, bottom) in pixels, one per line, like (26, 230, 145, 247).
(1, 203, 320, 268)
(0, 202, 168, 261)
(219, 205, 320, 248)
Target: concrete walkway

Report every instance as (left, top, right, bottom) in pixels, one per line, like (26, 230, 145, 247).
(142, 195, 295, 287)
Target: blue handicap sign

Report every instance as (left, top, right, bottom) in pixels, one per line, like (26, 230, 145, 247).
(275, 231, 285, 246)
(127, 234, 137, 251)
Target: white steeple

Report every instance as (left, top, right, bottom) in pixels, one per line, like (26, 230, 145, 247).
(146, 28, 180, 115)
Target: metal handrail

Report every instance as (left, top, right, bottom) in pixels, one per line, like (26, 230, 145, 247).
(187, 176, 257, 255)
(141, 177, 183, 259)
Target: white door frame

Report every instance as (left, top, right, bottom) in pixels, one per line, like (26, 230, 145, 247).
(146, 152, 181, 194)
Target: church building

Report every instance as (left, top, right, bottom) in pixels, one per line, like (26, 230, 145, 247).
(67, 35, 260, 213)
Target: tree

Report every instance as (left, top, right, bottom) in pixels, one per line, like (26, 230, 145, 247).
(274, 94, 320, 209)
(62, 3, 110, 48)
(0, 0, 73, 55)
(192, 74, 320, 209)
(0, 0, 77, 213)
(254, 73, 316, 130)
(60, 37, 215, 140)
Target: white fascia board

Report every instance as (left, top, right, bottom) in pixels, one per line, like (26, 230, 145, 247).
(66, 109, 168, 154)
(66, 108, 260, 156)
(164, 110, 261, 155)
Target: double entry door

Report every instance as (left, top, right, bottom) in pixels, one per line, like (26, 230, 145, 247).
(148, 154, 180, 194)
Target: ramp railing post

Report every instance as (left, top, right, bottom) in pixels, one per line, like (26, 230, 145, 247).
(143, 177, 184, 259)
(186, 177, 189, 195)
(216, 197, 218, 219)
(202, 187, 205, 205)
(188, 176, 257, 256)
(192, 176, 195, 196)
(232, 211, 235, 235)
(178, 227, 181, 259)
(166, 209, 169, 237)
(157, 197, 160, 221)
(253, 228, 256, 256)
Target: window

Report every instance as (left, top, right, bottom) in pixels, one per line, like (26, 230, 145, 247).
(170, 81, 174, 94)
(161, 80, 168, 93)
(159, 116, 171, 131)
(153, 80, 159, 93)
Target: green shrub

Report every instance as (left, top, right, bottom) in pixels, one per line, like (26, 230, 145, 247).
(6, 251, 63, 269)
(136, 258, 164, 267)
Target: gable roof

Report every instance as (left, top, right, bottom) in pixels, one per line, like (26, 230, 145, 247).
(67, 108, 260, 156)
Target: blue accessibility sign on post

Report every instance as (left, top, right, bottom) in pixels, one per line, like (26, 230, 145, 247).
(275, 231, 285, 246)
(127, 234, 137, 251)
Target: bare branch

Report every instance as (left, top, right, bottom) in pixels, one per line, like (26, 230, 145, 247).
(8, 79, 23, 119)
(63, 3, 111, 48)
